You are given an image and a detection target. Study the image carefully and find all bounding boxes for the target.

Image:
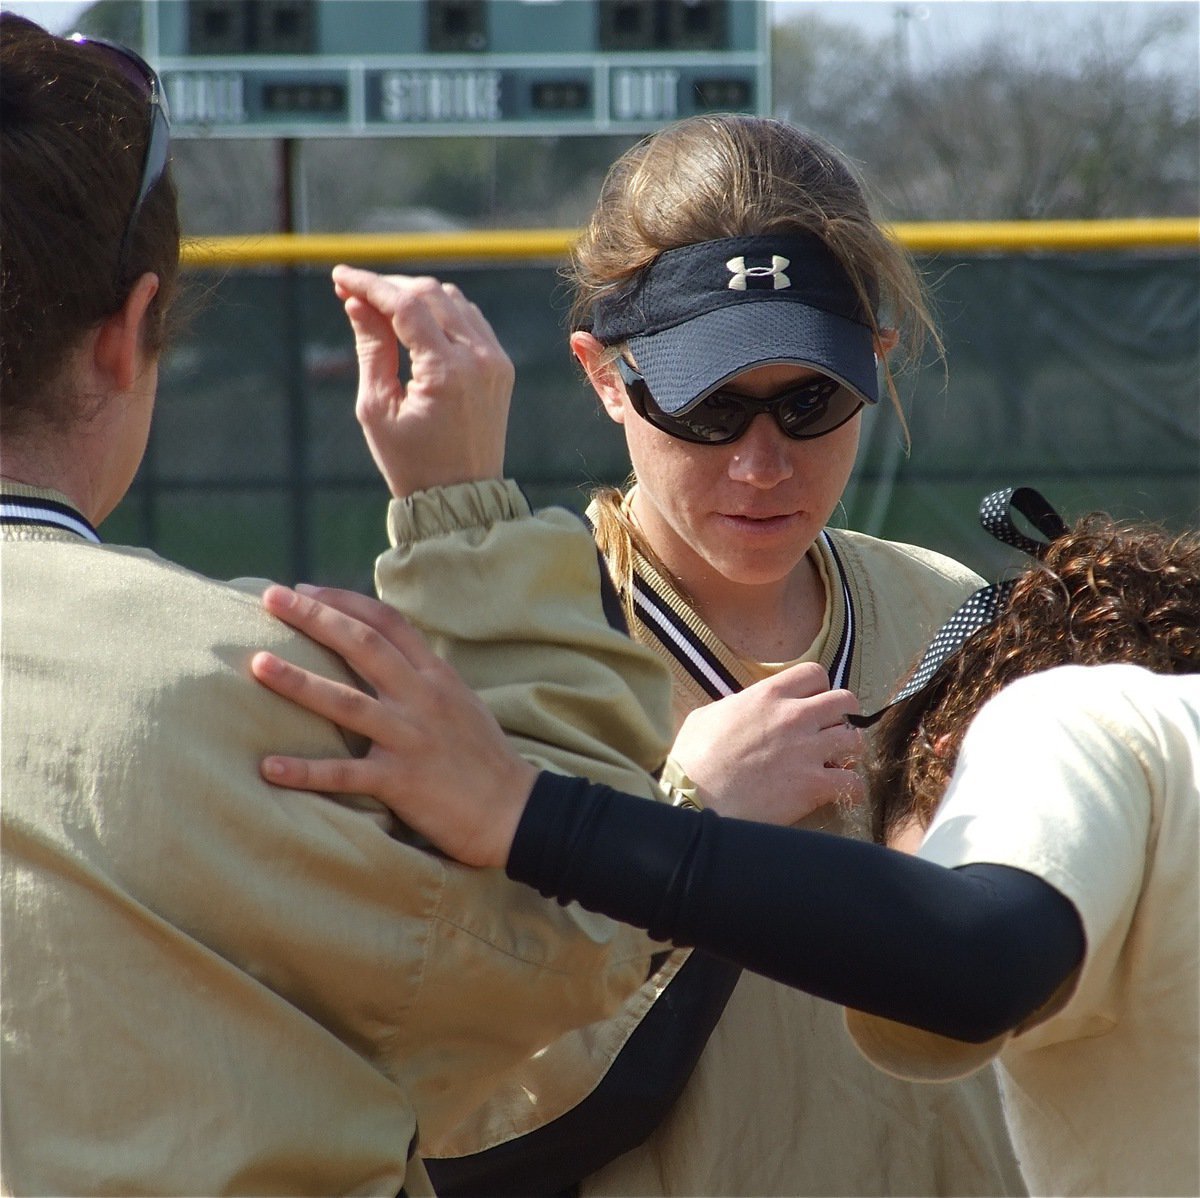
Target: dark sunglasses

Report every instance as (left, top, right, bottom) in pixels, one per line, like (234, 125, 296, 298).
(616, 359, 865, 446)
(69, 33, 171, 280)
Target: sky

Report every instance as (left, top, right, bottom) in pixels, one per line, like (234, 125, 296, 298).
(2, 0, 92, 31)
(792, 1, 1193, 66)
(3, 0, 1195, 72)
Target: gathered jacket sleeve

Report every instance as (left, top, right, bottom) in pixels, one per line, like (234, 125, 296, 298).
(376, 480, 674, 800)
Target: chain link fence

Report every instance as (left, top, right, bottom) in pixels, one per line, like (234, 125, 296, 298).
(103, 246, 1199, 589)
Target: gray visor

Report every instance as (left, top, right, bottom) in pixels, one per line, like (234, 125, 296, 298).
(590, 234, 879, 415)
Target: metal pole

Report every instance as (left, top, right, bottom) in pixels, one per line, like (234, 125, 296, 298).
(279, 136, 311, 583)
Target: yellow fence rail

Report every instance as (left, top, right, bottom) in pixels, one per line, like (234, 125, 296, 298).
(181, 218, 1200, 269)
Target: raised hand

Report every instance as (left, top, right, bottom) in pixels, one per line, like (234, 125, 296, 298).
(252, 584, 536, 869)
(331, 265, 515, 498)
(671, 662, 864, 824)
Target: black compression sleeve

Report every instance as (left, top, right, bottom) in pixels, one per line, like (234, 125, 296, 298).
(509, 772, 1086, 1044)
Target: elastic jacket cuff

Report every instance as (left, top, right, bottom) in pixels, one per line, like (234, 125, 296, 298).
(387, 480, 532, 547)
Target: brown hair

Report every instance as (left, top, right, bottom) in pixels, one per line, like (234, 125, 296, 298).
(566, 114, 937, 583)
(868, 515, 1200, 844)
(0, 13, 181, 439)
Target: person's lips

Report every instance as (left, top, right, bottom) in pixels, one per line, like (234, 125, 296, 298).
(715, 510, 803, 534)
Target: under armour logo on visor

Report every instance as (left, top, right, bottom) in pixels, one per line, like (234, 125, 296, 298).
(726, 255, 791, 291)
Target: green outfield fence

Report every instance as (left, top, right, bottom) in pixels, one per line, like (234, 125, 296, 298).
(106, 219, 1200, 590)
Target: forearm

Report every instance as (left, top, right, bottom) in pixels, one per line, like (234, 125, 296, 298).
(509, 773, 1085, 1044)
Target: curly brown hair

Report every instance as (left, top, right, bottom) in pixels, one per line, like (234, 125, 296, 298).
(869, 514, 1200, 845)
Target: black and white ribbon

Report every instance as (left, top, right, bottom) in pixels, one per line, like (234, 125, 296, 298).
(0, 495, 101, 543)
(630, 529, 857, 700)
(847, 486, 1066, 728)
(981, 485, 1067, 555)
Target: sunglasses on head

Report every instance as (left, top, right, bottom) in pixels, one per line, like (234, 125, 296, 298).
(69, 33, 171, 281)
(616, 359, 865, 446)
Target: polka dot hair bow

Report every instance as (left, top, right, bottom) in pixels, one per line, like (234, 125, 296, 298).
(980, 485, 1068, 557)
(846, 487, 1068, 728)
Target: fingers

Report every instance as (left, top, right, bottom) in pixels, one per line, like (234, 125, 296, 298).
(448, 285, 504, 350)
(748, 663, 861, 725)
(261, 751, 385, 796)
(259, 585, 432, 696)
(332, 265, 479, 356)
(805, 688, 862, 730)
(763, 660, 831, 699)
(331, 265, 513, 498)
(819, 720, 864, 768)
(251, 650, 396, 746)
(342, 295, 404, 395)
(290, 585, 445, 674)
(764, 684, 862, 735)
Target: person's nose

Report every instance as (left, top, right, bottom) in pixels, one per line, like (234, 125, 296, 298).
(726, 414, 794, 488)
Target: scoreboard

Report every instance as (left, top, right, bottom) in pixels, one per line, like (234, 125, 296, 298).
(148, 0, 770, 138)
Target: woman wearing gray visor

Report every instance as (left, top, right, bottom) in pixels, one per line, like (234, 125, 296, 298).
(465, 113, 1022, 1198)
(268, 115, 1024, 1198)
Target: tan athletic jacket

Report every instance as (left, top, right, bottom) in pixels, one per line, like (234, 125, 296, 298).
(426, 516, 1027, 1197)
(0, 479, 672, 1196)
